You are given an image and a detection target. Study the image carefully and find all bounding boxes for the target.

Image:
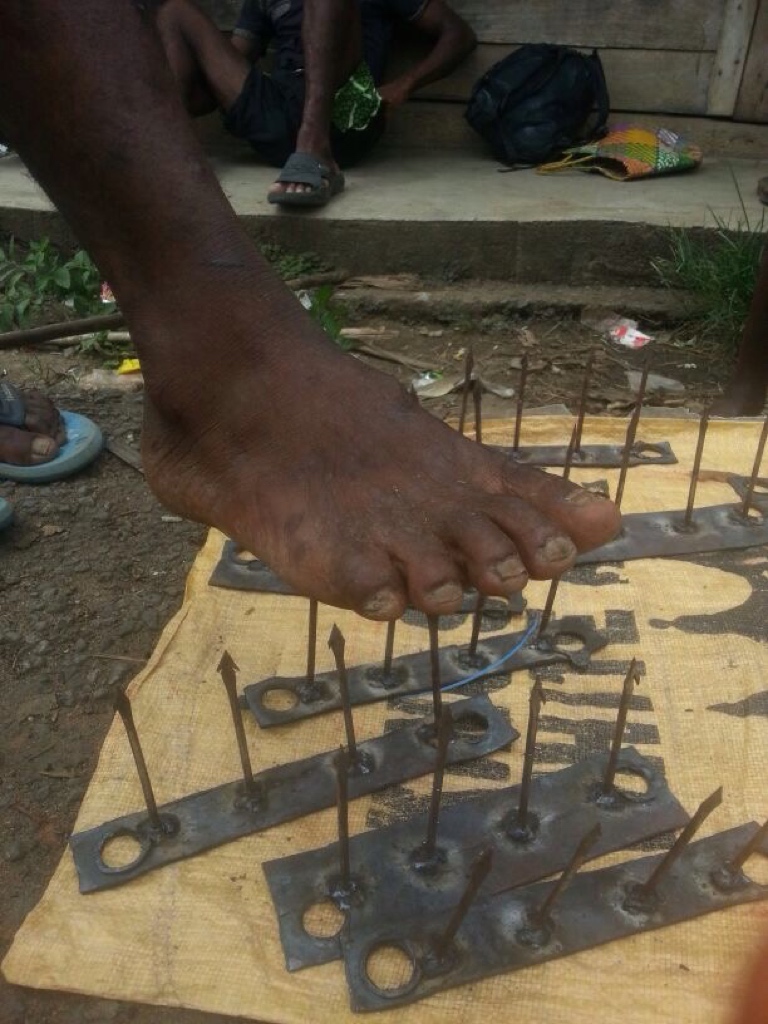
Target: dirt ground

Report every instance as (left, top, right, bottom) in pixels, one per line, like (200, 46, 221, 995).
(0, 306, 747, 1024)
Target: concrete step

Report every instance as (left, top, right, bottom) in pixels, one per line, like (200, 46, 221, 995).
(1, 114, 766, 286)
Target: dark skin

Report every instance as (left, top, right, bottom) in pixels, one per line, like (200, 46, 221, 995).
(0, 390, 66, 465)
(273, 0, 478, 197)
(710, 243, 768, 416)
(154, 0, 476, 197)
(0, 0, 620, 619)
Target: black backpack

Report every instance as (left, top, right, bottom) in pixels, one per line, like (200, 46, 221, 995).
(465, 44, 610, 167)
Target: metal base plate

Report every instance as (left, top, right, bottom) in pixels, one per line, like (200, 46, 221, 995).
(343, 822, 768, 1012)
(242, 616, 606, 728)
(576, 503, 768, 564)
(493, 440, 677, 468)
(263, 747, 688, 971)
(71, 694, 516, 894)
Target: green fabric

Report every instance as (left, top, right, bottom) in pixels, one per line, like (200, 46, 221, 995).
(332, 62, 381, 132)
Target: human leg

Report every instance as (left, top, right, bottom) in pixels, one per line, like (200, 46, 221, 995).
(269, 0, 361, 200)
(0, 0, 619, 619)
(155, 0, 250, 115)
(711, 244, 768, 416)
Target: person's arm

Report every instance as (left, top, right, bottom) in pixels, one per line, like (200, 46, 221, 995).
(377, 0, 476, 108)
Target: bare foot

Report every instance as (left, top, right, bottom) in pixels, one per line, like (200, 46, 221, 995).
(0, 387, 66, 465)
(137, 287, 621, 620)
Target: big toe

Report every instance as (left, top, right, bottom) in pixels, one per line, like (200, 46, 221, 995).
(500, 461, 621, 553)
(21, 389, 63, 439)
(0, 425, 60, 465)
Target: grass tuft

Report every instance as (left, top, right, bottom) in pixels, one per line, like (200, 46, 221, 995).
(652, 175, 764, 350)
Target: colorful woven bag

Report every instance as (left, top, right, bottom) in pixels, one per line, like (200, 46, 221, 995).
(538, 123, 702, 180)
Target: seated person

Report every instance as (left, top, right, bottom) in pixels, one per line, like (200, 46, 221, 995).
(155, 0, 476, 205)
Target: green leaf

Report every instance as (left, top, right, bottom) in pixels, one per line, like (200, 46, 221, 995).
(54, 267, 71, 289)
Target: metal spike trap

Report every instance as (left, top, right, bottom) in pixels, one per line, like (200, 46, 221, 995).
(306, 599, 318, 684)
(430, 847, 494, 963)
(412, 708, 454, 872)
(624, 787, 723, 912)
(537, 577, 560, 638)
(427, 615, 443, 724)
(713, 815, 768, 891)
(114, 688, 164, 833)
(681, 412, 710, 530)
(739, 414, 768, 518)
(457, 347, 475, 435)
(520, 823, 602, 944)
(467, 593, 486, 659)
(614, 364, 650, 511)
(217, 651, 262, 806)
(572, 351, 595, 456)
(512, 354, 529, 454)
(600, 659, 641, 799)
(329, 625, 359, 765)
(509, 677, 545, 840)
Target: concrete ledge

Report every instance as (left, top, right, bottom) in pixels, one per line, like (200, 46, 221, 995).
(1, 138, 765, 286)
(335, 280, 697, 322)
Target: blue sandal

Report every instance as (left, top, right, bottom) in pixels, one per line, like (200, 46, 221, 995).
(0, 382, 103, 483)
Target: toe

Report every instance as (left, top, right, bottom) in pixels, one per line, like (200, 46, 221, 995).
(0, 425, 60, 465)
(329, 548, 408, 621)
(390, 537, 465, 615)
(445, 514, 529, 595)
(499, 461, 621, 553)
(485, 496, 577, 579)
(21, 389, 61, 437)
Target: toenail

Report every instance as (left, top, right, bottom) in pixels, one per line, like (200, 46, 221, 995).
(426, 582, 463, 607)
(31, 437, 56, 458)
(493, 555, 527, 582)
(539, 536, 577, 563)
(361, 589, 402, 619)
(564, 487, 607, 505)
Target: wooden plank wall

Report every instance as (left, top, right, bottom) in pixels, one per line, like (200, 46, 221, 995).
(394, 0, 726, 115)
(198, 0, 767, 122)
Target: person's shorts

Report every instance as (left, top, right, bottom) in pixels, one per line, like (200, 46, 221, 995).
(222, 65, 385, 169)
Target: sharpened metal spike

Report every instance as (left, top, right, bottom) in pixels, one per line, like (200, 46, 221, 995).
(473, 373, 483, 444)
(602, 659, 641, 795)
(306, 599, 318, 685)
(740, 415, 768, 518)
(512, 354, 528, 454)
(530, 823, 602, 925)
(114, 688, 163, 831)
(422, 708, 454, 860)
(562, 416, 580, 481)
(329, 625, 358, 765)
(382, 619, 396, 677)
(458, 348, 475, 435)
(682, 412, 710, 530)
(572, 351, 595, 455)
(217, 651, 260, 799)
(432, 847, 494, 961)
(722, 816, 768, 873)
(334, 746, 351, 891)
(630, 787, 723, 905)
(427, 615, 443, 723)
(537, 577, 560, 637)
(615, 364, 649, 511)
(515, 677, 545, 832)
(468, 593, 486, 657)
